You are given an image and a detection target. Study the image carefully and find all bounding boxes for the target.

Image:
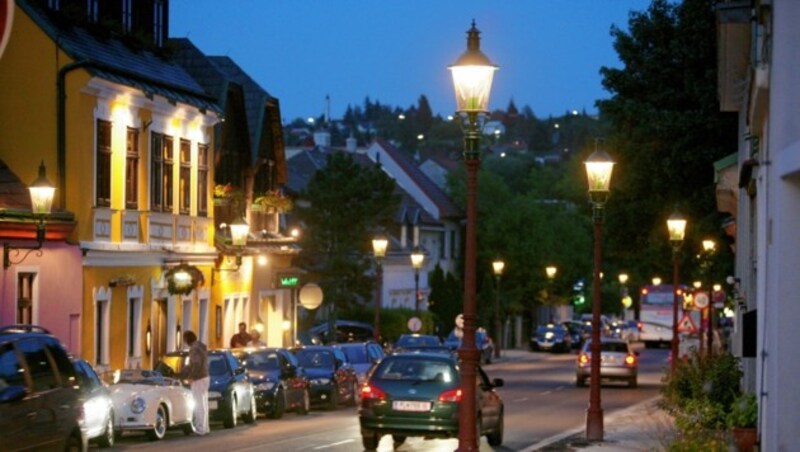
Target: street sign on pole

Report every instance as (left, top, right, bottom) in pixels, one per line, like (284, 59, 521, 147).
(712, 290, 726, 308)
(677, 311, 698, 334)
(694, 291, 709, 310)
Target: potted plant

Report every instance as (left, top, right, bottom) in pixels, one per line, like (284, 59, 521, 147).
(728, 392, 758, 452)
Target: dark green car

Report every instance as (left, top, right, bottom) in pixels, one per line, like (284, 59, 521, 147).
(358, 352, 504, 450)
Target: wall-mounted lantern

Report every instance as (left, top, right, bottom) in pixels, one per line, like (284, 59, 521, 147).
(3, 161, 56, 269)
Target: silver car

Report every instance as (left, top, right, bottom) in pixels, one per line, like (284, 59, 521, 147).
(576, 338, 639, 388)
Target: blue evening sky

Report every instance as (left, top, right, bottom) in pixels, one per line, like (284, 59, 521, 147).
(170, 1, 648, 123)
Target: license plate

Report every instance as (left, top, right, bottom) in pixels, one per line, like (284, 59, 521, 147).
(208, 400, 218, 410)
(392, 400, 431, 412)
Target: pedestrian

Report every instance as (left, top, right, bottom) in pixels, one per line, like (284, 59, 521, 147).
(230, 322, 251, 348)
(180, 330, 209, 435)
(248, 329, 266, 347)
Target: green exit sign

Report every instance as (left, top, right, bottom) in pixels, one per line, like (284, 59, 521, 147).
(278, 275, 300, 287)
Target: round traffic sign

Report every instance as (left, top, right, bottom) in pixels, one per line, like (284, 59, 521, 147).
(694, 291, 709, 309)
(298, 283, 324, 310)
(407, 316, 422, 333)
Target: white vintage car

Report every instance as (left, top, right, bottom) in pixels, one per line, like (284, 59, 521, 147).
(109, 369, 195, 440)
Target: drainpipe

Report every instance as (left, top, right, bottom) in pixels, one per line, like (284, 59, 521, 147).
(57, 59, 90, 209)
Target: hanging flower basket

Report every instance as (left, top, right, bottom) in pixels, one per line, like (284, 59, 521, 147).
(164, 263, 205, 296)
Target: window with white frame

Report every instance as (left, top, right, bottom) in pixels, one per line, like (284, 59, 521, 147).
(150, 131, 173, 212)
(93, 287, 112, 366)
(179, 139, 191, 215)
(126, 286, 143, 358)
(96, 119, 112, 207)
(126, 127, 139, 209)
(198, 144, 209, 217)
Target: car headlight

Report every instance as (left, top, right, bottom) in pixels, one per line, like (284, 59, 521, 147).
(257, 381, 276, 391)
(311, 378, 331, 386)
(131, 397, 146, 414)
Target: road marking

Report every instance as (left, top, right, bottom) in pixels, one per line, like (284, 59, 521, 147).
(539, 391, 552, 395)
(313, 439, 355, 449)
(513, 397, 529, 402)
(555, 386, 565, 391)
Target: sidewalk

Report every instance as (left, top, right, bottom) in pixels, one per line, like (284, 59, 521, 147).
(494, 349, 677, 451)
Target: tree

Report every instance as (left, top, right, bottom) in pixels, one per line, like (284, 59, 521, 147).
(598, 0, 737, 283)
(294, 152, 401, 319)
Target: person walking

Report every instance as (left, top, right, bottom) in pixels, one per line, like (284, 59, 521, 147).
(181, 330, 210, 435)
(230, 322, 251, 348)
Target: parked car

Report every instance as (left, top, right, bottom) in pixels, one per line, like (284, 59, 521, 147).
(73, 359, 115, 447)
(233, 347, 311, 418)
(158, 349, 258, 428)
(530, 323, 572, 353)
(301, 320, 375, 345)
(331, 341, 385, 385)
(358, 351, 504, 450)
(576, 337, 639, 388)
(108, 369, 195, 440)
(393, 334, 448, 354)
(289, 345, 359, 410)
(443, 328, 494, 364)
(0, 324, 87, 450)
(562, 320, 585, 349)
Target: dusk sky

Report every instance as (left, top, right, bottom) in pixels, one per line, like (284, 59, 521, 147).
(170, 1, 649, 123)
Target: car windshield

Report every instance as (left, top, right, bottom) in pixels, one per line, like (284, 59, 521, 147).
(340, 346, 368, 364)
(294, 349, 335, 369)
(396, 335, 440, 347)
(208, 355, 229, 376)
(243, 351, 281, 371)
(374, 357, 456, 382)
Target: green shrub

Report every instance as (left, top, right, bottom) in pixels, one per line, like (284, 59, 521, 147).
(727, 392, 758, 429)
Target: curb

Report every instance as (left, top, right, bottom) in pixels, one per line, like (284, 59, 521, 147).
(519, 395, 663, 452)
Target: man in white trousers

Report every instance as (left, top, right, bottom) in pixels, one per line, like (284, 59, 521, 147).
(181, 330, 210, 435)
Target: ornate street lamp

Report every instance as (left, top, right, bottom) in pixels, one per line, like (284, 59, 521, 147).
(410, 246, 425, 314)
(228, 215, 249, 267)
(4, 161, 56, 268)
(492, 259, 505, 358)
(667, 211, 687, 373)
(372, 235, 388, 342)
(583, 147, 614, 442)
(449, 19, 497, 452)
(546, 265, 557, 322)
(702, 239, 716, 355)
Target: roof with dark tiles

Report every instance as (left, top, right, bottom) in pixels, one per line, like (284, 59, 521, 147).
(372, 139, 462, 220)
(18, 1, 219, 113)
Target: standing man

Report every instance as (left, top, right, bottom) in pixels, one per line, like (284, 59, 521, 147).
(230, 322, 251, 348)
(181, 330, 209, 435)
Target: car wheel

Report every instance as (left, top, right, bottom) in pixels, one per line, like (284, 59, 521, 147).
(629, 377, 638, 389)
(269, 389, 285, 419)
(487, 410, 504, 446)
(296, 388, 310, 415)
(147, 404, 167, 440)
(361, 430, 380, 450)
(223, 397, 238, 428)
(327, 384, 339, 410)
(392, 435, 406, 446)
(97, 410, 115, 447)
(244, 392, 258, 424)
(64, 432, 83, 452)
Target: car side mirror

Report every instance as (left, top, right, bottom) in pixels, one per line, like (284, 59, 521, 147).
(335, 358, 344, 369)
(234, 367, 246, 376)
(492, 378, 504, 388)
(0, 385, 27, 403)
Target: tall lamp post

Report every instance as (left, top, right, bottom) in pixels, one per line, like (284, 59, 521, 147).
(449, 20, 497, 452)
(372, 235, 388, 342)
(667, 211, 687, 373)
(492, 260, 505, 358)
(411, 246, 425, 314)
(702, 239, 716, 355)
(583, 148, 615, 442)
(546, 266, 557, 322)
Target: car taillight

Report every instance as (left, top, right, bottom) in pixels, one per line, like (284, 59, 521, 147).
(578, 353, 590, 365)
(361, 384, 386, 401)
(438, 388, 462, 403)
(637, 322, 643, 331)
(625, 354, 636, 366)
